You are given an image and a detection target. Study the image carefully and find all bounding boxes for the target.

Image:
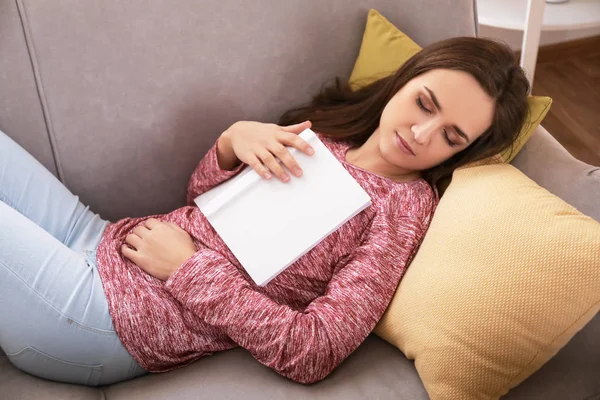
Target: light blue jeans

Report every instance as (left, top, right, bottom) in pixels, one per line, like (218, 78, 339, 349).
(0, 130, 147, 386)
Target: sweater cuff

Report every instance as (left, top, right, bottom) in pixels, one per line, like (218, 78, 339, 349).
(164, 248, 236, 320)
(212, 137, 245, 176)
(165, 250, 210, 300)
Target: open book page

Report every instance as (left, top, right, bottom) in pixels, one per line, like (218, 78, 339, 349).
(195, 129, 372, 286)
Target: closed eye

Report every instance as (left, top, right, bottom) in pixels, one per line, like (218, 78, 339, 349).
(416, 96, 431, 114)
(444, 129, 458, 148)
(418, 96, 459, 148)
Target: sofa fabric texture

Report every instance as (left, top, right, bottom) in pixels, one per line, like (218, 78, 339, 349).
(1, 0, 598, 399)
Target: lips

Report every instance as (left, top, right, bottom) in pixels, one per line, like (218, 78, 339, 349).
(395, 132, 415, 156)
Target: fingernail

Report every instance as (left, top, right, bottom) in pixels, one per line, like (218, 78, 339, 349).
(294, 168, 302, 176)
(282, 174, 290, 182)
(265, 172, 272, 179)
(307, 147, 314, 155)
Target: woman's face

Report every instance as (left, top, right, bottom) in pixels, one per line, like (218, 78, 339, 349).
(378, 68, 495, 172)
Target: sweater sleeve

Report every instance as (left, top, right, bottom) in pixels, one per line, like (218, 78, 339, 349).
(186, 137, 246, 206)
(163, 207, 425, 384)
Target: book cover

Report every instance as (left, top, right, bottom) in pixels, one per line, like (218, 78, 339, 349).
(195, 129, 372, 286)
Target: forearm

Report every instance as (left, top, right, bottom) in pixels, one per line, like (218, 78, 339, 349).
(216, 125, 242, 171)
(186, 127, 246, 204)
(164, 250, 353, 383)
(164, 245, 405, 384)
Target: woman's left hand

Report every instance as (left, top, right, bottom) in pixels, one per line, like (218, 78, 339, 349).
(121, 218, 197, 281)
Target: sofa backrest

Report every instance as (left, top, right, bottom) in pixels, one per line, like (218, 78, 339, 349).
(0, 0, 477, 221)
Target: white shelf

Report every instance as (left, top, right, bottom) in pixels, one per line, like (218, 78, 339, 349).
(478, 0, 600, 31)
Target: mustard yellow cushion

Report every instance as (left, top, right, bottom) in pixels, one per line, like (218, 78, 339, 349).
(350, 9, 552, 163)
(373, 163, 600, 399)
(348, 9, 421, 91)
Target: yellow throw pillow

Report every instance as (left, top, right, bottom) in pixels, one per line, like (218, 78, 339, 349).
(350, 9, 552, 163)
(348, 9, 421, 91)
(373, 163, 600, 399)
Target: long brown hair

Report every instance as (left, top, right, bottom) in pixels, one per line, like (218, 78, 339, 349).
(279, 37, 530, 186)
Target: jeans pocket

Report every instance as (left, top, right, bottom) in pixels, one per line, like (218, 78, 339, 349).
(7, 346, 103, 386)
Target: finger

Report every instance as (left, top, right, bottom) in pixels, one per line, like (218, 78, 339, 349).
(125, 233, 143, 249)
(144, 218, 161, 229)
(121, 244, 138, 262)
(247, 154, 273, 180)
(278, 131, 315, 157)
(258, 151, 289, 183)
(270, 144, 303, 177)
(166, 221, 182, 230)
(281, 120, 311, 134)
(133, 226, 151, 238)
(166, 222, 188, 235)
(121, 245, 146, 270)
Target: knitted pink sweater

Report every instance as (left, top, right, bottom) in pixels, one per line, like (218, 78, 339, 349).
(96, 133, 438, 384)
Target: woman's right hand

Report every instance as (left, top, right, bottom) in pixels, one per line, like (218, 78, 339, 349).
(221, 120, 315, 182)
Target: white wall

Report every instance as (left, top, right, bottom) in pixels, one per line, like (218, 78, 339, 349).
(479, 25, 600, 51)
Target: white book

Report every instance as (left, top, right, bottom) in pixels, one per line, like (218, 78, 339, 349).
(194, 128, 372, 286)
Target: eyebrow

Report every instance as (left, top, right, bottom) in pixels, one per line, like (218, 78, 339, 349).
(424, 86, 471, 143)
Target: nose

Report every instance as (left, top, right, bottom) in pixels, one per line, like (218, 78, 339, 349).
(411, 118, 442, 146)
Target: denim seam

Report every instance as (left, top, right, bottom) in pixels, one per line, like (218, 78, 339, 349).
(14, 0, 65, 182)
(7, 346, 103, 370)
(0, 194, 102, 256)
(0, 258, 115, 335)
(0, 192, 17, 212)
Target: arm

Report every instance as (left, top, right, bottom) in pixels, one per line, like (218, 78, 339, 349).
(187, 129, 245, 206)
(187, 120, 315, 205)
(164, 209, 425, 384)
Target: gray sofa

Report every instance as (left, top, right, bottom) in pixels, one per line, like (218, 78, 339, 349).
(1, 0, 598, 399)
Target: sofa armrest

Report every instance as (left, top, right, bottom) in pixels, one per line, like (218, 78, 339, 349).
(510, 125, 600, 222)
